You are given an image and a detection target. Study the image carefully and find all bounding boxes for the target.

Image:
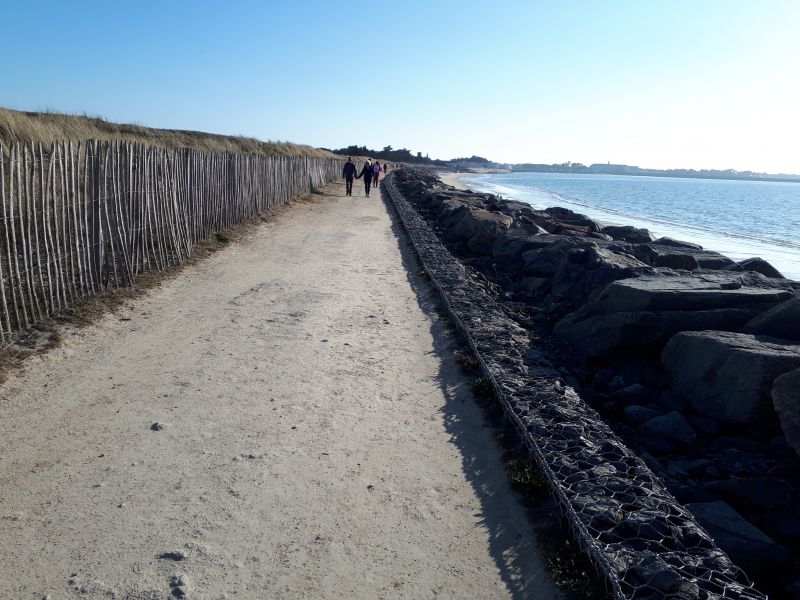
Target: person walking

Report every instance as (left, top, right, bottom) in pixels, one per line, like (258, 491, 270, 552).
(342, 157, 357, 196)
(372, 161, 381, 187)
(356, 159, 373, 197)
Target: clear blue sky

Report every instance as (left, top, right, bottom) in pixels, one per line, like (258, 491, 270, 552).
(3, 0, 799, 172)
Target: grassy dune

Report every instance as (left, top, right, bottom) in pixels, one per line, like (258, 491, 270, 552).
(0, 107, 333, 157)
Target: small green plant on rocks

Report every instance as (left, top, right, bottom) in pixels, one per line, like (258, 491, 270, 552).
(469, 377, 493, 400)
(454, 349, 480, 373)
(214, 232, 230, 245)
(507, 458, 548, 494)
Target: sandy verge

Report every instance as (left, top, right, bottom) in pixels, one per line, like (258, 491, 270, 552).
(0, 182, 559, 599)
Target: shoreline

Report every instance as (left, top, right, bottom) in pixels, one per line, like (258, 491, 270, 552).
(437, 171, 473, 191)
(448, 171, 800, 281)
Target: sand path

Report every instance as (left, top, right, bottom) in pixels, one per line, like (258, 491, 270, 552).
(0, 181, 558, 599)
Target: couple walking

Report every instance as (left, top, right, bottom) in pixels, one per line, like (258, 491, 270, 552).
(342, 157, 384, 197)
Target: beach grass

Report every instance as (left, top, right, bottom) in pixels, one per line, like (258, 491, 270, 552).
(0, 107, 333, 157)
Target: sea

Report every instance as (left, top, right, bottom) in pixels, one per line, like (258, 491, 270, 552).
(460, 172, 800, 281)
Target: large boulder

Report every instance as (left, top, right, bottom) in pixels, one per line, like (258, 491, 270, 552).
(522, 239, 586, 276)
(467, 213, 514, 255)
(705, 477, 793, 509)
(651, 237, 703, 250)
(640, 411, 696, 446)
(632, 245, 737, 271)
(742, 297, 800, 341)
(772, 368, 800, 457)
(601, 225, 655, 244)
(661, 331, 800, 423)
(549, 245, 657, 308)
(447, 207, 513, 255)
(686, 501, 790, 577)
(578, 272, 793, 313)
(543, 207, 602, 233)
(438, 202, 470, 228)
(729, 257, 785, 279)
(632, 244, 699, 270)
(491, 230, 555, 268)
(553, 272, 792, 356)
(690, 252, 736, 270)
(554, 308, 758, 357)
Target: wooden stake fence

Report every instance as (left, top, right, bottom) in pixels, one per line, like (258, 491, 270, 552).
(0, 140, 344, 338)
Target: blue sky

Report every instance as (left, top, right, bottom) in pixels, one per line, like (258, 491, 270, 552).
(3, 0, 799, 172)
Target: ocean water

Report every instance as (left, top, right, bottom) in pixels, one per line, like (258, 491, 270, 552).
(461, 172, 800, 281)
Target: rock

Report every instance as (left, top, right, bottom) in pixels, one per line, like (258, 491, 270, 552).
(628, 553, 700, 597)
(687, 501, 790, 576)
(544, 206, 583, 220)
(555, 307, 759, 357)
(491, 230, 553, 268)
(170, 573, 189, 598)
(448, 208, 513, 255)
(601, 225, 654, 244)
(706, 477, 792, 509)
(657, 390, 690, 412)
(639, 435, 676, 454)
(651, 237, 703, 250)
(157, 551, 186, 561)
(611, 384, 654, 403)
(631, 244, 737, 271)
(554, 272, 794, 356)
(640, 411, 696, 445)
(742, 297, 800, 341)
(607, 374, 627, 392)
(772, 368, 800, 457)
(517, 276, 550, 296)
(522, 239, 585, 276)
(583, 272, 793, 314)
(666, 459, 711, 478)
(543, 207, 602, 232)
(691, 253, 737, 270)
(730, 257, 785, 279)
(662, 331, 800, 423)
(623, 404, 662, 425)
(632, 244, 699, 270)
(687, 415, 719, 435)
(549, 245, 657, 308)
(763, 510, 800, 540)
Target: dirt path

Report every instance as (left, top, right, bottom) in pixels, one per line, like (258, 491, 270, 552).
(0, 181, 559, 599)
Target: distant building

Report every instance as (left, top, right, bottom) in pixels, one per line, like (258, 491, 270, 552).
(588, 163, 642, 175)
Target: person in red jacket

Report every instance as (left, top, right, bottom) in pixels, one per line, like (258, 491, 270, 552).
(355, 159, 373, 197)
(372, 161, 381, 187)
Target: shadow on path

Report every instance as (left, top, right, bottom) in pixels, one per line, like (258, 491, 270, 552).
(378, 186, 559, 600)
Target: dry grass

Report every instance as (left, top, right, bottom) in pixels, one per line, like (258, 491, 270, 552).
(0, 107, 334, 157)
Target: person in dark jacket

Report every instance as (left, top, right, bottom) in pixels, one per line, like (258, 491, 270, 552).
(355, 159, 373, 197)
(342, 157, 357, 196)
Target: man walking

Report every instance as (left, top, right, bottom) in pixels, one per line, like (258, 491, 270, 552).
(342, 157, 357, 196)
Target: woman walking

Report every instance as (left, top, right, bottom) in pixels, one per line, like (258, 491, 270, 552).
(372, 161, 381, 187)
(356, 159, 373, 197)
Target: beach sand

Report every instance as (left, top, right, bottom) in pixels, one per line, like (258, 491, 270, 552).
(438, 171, 474, 191)
(0, 181, 559, 599)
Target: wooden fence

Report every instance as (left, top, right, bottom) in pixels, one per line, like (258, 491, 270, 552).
(0, 140, 344, 338)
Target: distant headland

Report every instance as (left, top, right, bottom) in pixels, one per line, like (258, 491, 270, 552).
(328, 145, 800, 184)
